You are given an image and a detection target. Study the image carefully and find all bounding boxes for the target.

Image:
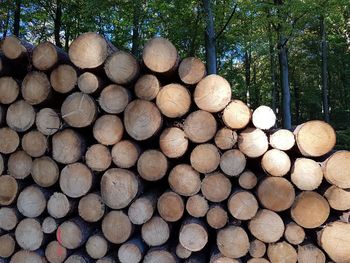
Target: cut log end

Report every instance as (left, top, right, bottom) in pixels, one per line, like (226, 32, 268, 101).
(0, 76, 19, 104)
(222, 100, 251, 129)
(252, 105, 276, 130)
(15, 218, 43, 251)
(102, 210, 132, 244)
(78, 193, 105, 222)
(269, 129, 295, 151)
(0, 175, 18, 206)
(190, 143, 220, 174)
(36, 108, 61, 136)
(159, 127, 188, 158)
(214, 127, 237, 150)
(178, 57, 206, 84)
(184, 110, 217, 143)
(206, 205, 228, 229)
(261, 149, 291, 177)
(138, 150, 168, 181)
(217, 226, 250, 259)
(32, 156, 59, 187)
(134, 74, 160, 100)
(157, 191, 184, 222)
(50, 64, 77, 93)
(111, 140, 140, 168)
(169, 164, 201, 196)
(32, 41, 59, 70)
(186, 194, 209, 218)
(238, 170, 258, 190)
(228, 191, 259, 220)
(238, 128, 269, 158)
(323, 150, 350, 189)
(180, 220, 208, 252)
(201, 172, 231, 202)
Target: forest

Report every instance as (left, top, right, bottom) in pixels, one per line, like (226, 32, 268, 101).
(0, 0, 349, 149)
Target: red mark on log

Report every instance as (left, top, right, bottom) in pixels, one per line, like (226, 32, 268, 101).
(56, 227, 64, 256)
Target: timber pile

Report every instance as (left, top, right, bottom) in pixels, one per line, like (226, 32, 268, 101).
(0, 33, 349, 263)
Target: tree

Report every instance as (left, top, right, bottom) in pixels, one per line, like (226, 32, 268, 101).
(320, 15, 330, 122)
(203, 0, 217, 74)
(13, 0, 21, 36)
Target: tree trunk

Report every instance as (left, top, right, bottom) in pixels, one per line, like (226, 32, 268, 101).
(203, 0, 216, 74)
(13, 0, 21, 36)
(54, 0, 62, 48)
(268, 21, 278, 113)
(131, 0, 141, 58)
(244, 50, 251, 105)
(320, 15, 330, 123)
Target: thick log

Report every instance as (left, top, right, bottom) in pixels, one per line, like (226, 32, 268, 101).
(186, 194, 209, 218)
(252, 105, 276, 130)
(128, 193, 157, 225)
(178, 57, 206, 85)
(143, 37, 179, 75)
(291, 191, 330, 229)
(93, 114, 124, 145)
(2, 36, 33, 60)
(201, 172, 231, 202)
(222, 100, 251, 129)
(78, 72, 105, 94)
(57, 218, 91, 249)
(32, 156, 59, 187)
(134, 74, 160, 100)
(8, 150, 32, 179)
(176, 244, 192, 259)
(36, 108, 61, 136)
(143, 248, 177, 263)
(15, 218, 43, 251)
(21, 130, 48, 157)
(322, 150, 350, 189)
(102, 210, 133, 244)
(6, 100, 35, 132)
(0, 76, 19, 104)
(45, 240, 67, 263)
(99, 84, 130, 114)
(159, 127, 189, 158)
(50, 64, 77, 93)
(47, 192, 74, 219)
(284, 222, 305, 245)
(0, 127, 19, 154)
(294, 120, 336, 157)
(32, 41, 68, 70)
(220, 149, 246, 177)
(249, 239, 266, 258)
(169, 164, 201, 197)
(78, 193, 105, 222)
(184, 110, 217, 143)
(238, 170, 257, 190)
(228, 190, 259, 220)
(142, 216, 170, 246)
(0, 234, 15, 258)
(214, 127, 237, 150)
(65, 254, 93, 263)
(118, 238, 146, 263)
(0, 207, 18, 231)
(210, 249, 240, 263)
(217, 226, 249, 259)
(291, 158, 323, 191)
(10, 250, 46, 263)
(190, 143, 220, 173)
(137, 149, 168, 181)
(101, 168, 138, 209)
(261, 149, 291, 177)
(104, 50, 139, 84)
(269, 129, 295, 151)
(22, 71, 51, 105)
(0, 175, 18, 206)
(248, 209, 285, 243)
(156, 83, 191, 118)
(157, 191, 184, 222)
(85, 144, 112, 172)
(206, 205, 228, 229)
(267, 241, 297, 263)
(257, 177, 295, 212)
(194, 74, 231, 113)
(69, 32, 117, 69)
(238, 128, 268, 158)
(111, 140, 140, 168)
(42, 217, 58, 234)
(324, 185, 350, 211)
(297, 244, 325, 263)
(180, 219, 208, 252)
(86, 234, 108, 259)
(17, 185, 46, 217)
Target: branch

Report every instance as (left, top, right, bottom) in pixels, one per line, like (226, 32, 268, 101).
(214, 2, 237, 41)
(280, 8, 308, 47)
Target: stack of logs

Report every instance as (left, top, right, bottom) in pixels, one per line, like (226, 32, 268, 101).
(0, 33, 349, 263)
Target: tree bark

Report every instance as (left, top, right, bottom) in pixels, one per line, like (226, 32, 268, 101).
(13, 0, 21, 36)
(54, 0, 62, 48)
(320, 15, 330, 122)
(203, 0, 216, 74)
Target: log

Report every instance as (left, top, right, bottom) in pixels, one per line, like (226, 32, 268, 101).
(8, 150, 32, 179)
(220, 149, 246, 177)
(32, 156, 59, 187)
(22, 71, 51, 105)
(142, 37, 179, 75)
(99, 84, 130, 114)
(194, 74, 231, 113)
(291, 158, 323, 191)
(294, 120, 336, 157)
(17, 185, 46, 217)
(118, 238, 146, 263)
(78, 192, 105, 222)
(249, 239, 266, 258)
(169, 164, 201, 196)
(156, 83, 191, 118)
(0, 234, 15, 258)
(206, 205, 228, 229)
(176, 243, 192, 259)
(184, 110, 217, 143)
(291, 191, 330, 229)
(124, 99, 162, 140)
(50, 64, 77, 93)
(261, 149, 291, 177)
(45, 240, 67, 263)
(42, 217, 58, 234)
(61, 92, 97, 128)
(186, 194, 209, 218)
(179, 219, 208, 252)
(111, 140, 140, 168)
(47, 192, 74, 219)
(0, 153, 2, 175)
(6, 100, 35, 132)
(101, 168, 138, 209)
(267, 241, 297, 263)
(0, 175, 18, 206)
(222, 100, 251, 129)
(104, 50, 139, 84)
(78, 72, 105, 94)
(257, 177, 295, 212)
(97, 257, 116, 263)
(0, 127, 19, 154)
(10, 250, 46, 263)
(297, 244, 325, 263)
(269, 129, 295, 151)
(228, 190, 259, 220)
(2, 36, 33, 60)
(323, 150, 350, 189)
(101, 210, 133, 244)
(159, 127, 189, 158)
(52, 129, 85, 164)
(32, 41, 68, 70)
(36, 108, 61, 136)
(252, 105, 276, 130)
(86, 234, 108, 259)
(238, 170, 258, 190)
(65, 254, 93, 263)
(59, 162, 93, 198)
(93, 114, 124, 145)
(137, 149, 168, 181)
(201, 172, 232, 202)
(210, 249, 240, 263)
(238, 128, 269, 158)
(143, 248, 176, 263)
(178, 57, 206, 85)
(128, 193, 157, 225)
(214, 127, 237, 150)
(69, 32, 117, 69)
(85, 144, 112, 172)
(57, 218, 91, 249)
(134, 74, 160, 100)
(0, 76, 19, 104)
(157, 191, 184, 222)
(324, 185, 350, 211)
(190, 144, 220, 173)
(15, 218, 43, 251)
(284, 222, 305, 245)
(217, 226, 249, 259)
(142, 216, 170, 246)
(248, 209, 285, 243)
(0, 207, 18, 231)
(21, 130, 48, 157)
